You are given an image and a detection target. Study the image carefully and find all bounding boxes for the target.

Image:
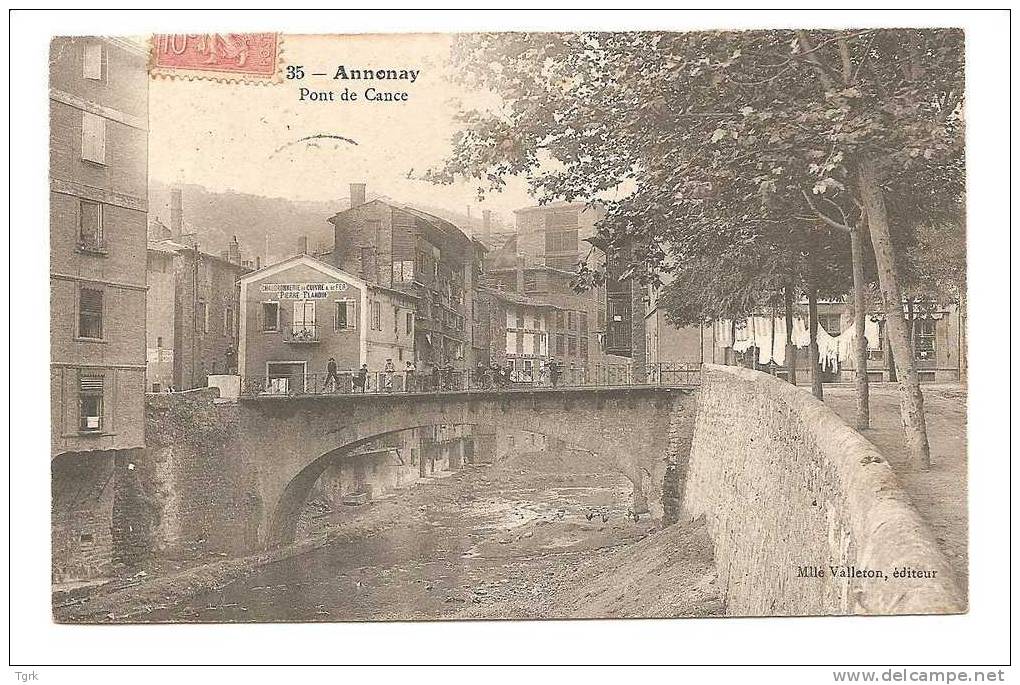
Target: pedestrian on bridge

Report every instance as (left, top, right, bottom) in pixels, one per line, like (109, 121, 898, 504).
(354, 363, 368, 393)
(323, 357, 341, 393)
(383, 358, 396, 392)
(405, 360, 416, 392)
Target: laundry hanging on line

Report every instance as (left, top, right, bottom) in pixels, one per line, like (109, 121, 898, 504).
(721, 315, 880, 370)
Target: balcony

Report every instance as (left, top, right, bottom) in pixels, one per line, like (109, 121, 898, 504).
(77, 236, 108, 256)
(283, 323, 321, 344)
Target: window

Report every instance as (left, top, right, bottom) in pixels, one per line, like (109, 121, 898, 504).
(334, 300, 355, 331)
(579, 313, 588, 334)
(293, 300, 316, 338)
(78, 201, 104, 252)
(156, 336, 163, 348)
(580, 335, 589, 358)
(818, 313, 842, 337)
(568, 335, 577, 356)
(197, 300, 208, 333)
(83, 43, 103, 80)
(406, 311, 413, 335)
(545, 229, 579, 253)
(372, 300, 381, 330)
(556, 333, 565, 356)
(261, 301, 280, 332)
(555, 311, 565, 329)
(224, 306, 233, 337)
(394, 306, 400, 334)
(914, 319, 936, 360)
(567, 312, 576, 331)
(81, 112, 106, 165)
(78, 287, 103, 339)
(523, 272, 538, 293)
(516, 312, 524, 328)
(79, 374, 103, 432)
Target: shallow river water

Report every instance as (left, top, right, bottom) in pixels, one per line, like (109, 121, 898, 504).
(142, 457, 639, 623)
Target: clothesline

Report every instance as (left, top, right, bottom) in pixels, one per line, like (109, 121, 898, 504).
(716, 316, 880, 370)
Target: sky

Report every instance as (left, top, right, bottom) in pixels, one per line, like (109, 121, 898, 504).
(149, 33, 536, 218)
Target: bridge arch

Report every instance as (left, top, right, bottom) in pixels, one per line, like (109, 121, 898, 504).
(233, 387, 698, 548)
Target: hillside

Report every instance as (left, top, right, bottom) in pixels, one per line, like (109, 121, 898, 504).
(148, 181, 344, 263)
(147, 181, 517, 264)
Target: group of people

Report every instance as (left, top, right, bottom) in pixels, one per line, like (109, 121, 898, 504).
(472, 358, 564, 388)
(318, 356, 569, 394)
(322, 357, 414, 393)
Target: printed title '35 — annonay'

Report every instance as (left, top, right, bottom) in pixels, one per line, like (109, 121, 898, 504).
(332, 66, 421, 83)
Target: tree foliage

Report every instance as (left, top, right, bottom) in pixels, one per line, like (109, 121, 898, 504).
(429, 28, 964, 316)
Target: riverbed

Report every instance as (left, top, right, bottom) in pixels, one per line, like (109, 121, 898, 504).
(132, 448, 723, 622)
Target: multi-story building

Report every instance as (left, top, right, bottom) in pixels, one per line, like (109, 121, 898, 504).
(326, 184, 482, 370)
(145, 227, 251, 391)
(50, 36, 148, 580)
(238, 252, 417, 393)
(145, 188, 252, 392)
(481, 202, 633, 369)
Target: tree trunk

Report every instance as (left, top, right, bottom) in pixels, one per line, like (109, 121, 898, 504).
(850, 227, 870, 430)
(857, 156, 931, 469)
(807, 283, 823, 400)
(784, 281, 797, 385)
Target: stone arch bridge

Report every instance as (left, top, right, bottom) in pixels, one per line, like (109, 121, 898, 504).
(233, 386, 699, 548)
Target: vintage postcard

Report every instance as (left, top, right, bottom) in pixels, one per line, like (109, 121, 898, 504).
(49, 28, 968, 626)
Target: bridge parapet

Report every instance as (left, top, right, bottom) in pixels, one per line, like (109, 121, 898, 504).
(240, 362, 701, 398)
(683, 364, 963, 616)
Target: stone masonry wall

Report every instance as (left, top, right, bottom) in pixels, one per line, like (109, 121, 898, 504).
(683, 364, 963, 616)
(52, 451, 118, 582)
(143, 390, 261, 555)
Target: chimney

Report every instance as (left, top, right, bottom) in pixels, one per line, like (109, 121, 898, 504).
(255, 256, 261, 269)
(349, 183, 366, 208)
(297, 235, 309, 255)
(170, 186, 183, 240)
(482, 210, 492, 244)
(228, 235, 241, 264)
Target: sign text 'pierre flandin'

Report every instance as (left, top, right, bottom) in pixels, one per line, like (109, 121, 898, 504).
(289, 65, 422, 103)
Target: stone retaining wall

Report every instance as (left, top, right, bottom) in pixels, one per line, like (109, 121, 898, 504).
(683, 364, 963, 615)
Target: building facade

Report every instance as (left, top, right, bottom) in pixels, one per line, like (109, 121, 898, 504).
(326, 184, 482, 370)
(238, 254, 417, 392)
(145, 235, 250, 392)
(50, 36, 149, 581)
(50, 36, 149, 456)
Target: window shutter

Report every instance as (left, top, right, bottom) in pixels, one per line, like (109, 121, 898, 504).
(81, 112, 106, 164)
(80, 375, 104, 392)
(83, 43, 103, 80)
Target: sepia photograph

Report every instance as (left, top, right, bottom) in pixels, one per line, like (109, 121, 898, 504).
(9, 6, 1013, 677)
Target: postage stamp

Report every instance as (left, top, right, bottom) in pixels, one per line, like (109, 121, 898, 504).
(150, 33, 281, 83)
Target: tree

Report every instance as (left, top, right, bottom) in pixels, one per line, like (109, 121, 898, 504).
(431, 28, 964, 469)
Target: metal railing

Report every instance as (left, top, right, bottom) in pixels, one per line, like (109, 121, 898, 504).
(240, 362, 701, 397)
(283, 324, 321, 343)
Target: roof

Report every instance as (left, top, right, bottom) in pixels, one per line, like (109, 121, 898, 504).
(329, 199, 472, 247)
(147, 239, 252, 272)
(478, 286, 570, 311)
(513, 200, 606, 215)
